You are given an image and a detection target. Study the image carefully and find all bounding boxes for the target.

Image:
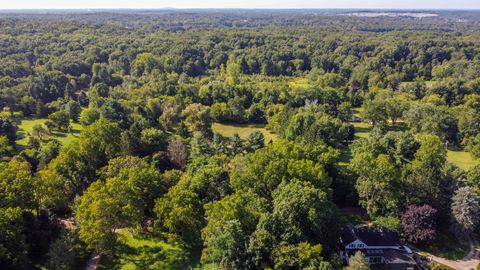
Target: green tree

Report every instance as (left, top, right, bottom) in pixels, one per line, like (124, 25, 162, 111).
(0, 135, 14, 156)
(190, 132, 212, 159)
(467, 164, 480, 192)
(270, 179, 336, 243)
(372, 216, 401, 231)
(48, 110, 70, 131)
(246, 131, 265, 152)
(65, 100, 81, 122)
(350, 153, 401, 217)
(202, 219, 247, 269)
(451, 186, 480, 233)
(31, 124, 50, 141)
(79, 107, 101, 126)
(0, 207, 29, 269)
(403, 103, 458, 143)
(0, 118, 17, 143)
(182, 103, 212, 135)
(230, 140, 337, 199)
(468, 133, 480, 159)
(74, 181, 120, 253)
(345, 251, 369, 270)
(248, 180, 336, 268)
(0, 160, 36, 209)
(202, 191, 264, 269)
(50, 119, 121, 196)
(405, 134, 451, 211)
(75, 158, 163, 253)
(361, 99, 388, 126)
(272, 242, 331, 270)
(226, 54, 241, 86)
(154, 183, 203, 247)
(385, 94, 410, 126)
(36, 169, 69, 211)
(131, 53, 161, 77)
(189, 160, 230, 203)
(46, 231, 82, 270)
(140, 128, 167, 156)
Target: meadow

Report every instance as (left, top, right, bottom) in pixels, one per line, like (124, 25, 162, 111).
(16, 118, 83, 147)
(212, 122, 278, 143)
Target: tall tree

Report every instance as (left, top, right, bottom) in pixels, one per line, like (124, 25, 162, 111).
(345, 251, 369, 270)
(401, 205, 437, 244)
(451, 187, 480, 233)
(350, 153, 401, 217)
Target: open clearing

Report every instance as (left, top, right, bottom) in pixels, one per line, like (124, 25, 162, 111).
(212, 122, 278, 143)
(447, 149, 477, 171)
(16, 118, 83, 147)
(97, 230, 190, 270)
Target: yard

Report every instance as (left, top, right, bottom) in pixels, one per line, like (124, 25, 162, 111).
(419, 231, 470, 260)
(16, 118, 83, 147)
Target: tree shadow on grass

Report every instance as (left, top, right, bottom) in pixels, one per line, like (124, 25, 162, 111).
(99, 236, 191, 270)
(422, 230, 469, 260)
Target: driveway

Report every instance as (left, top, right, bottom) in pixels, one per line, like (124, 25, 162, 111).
(430, 236, 479, 270)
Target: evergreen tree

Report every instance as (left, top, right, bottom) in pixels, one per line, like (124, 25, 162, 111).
(451, 186, 480, 233)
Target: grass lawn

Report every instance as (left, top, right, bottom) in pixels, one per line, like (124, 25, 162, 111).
(418, 230, 470, 260)
(16, 118, 83, 147)
(351, 122, 372, 138)
(212, 122, 278, 143)
(98, 230, 192, 270)
(447, 148, 477, 171)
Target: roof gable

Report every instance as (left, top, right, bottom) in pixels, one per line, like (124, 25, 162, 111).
(346, 239, 367, 248)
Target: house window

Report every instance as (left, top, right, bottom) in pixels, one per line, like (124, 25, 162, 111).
(350, 243, 364, 248)
(369, 257, 382, 264)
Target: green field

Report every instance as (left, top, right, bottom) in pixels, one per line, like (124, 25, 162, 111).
(212, 122, 278, 143)
(98, 230, 191, 270)
(16, 118, 83, 147)
(447, 149, 477, 170)
(351, 122, 372, 138)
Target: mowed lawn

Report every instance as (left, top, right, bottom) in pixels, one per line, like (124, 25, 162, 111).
(447, 149, 477, 171)
(16, 118, 83, 147)
(212, 123, 278, 143)
(97, 230, 191, 270)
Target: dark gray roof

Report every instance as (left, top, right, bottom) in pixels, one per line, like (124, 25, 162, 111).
(341, 225, 401, 247)
(383, 250, 417, 265)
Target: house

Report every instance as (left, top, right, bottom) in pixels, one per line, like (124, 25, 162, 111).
(339, 225, 421, 270)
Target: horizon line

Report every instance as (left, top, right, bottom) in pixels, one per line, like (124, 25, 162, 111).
(1, 7, 479, 11)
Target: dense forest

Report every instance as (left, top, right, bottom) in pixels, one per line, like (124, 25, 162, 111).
(1, 9, 480, 269)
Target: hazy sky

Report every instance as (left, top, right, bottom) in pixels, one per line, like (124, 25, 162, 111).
(1, 0, 480, 10)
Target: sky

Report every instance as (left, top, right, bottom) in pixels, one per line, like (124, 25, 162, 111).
(1, 0, 480, 10)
